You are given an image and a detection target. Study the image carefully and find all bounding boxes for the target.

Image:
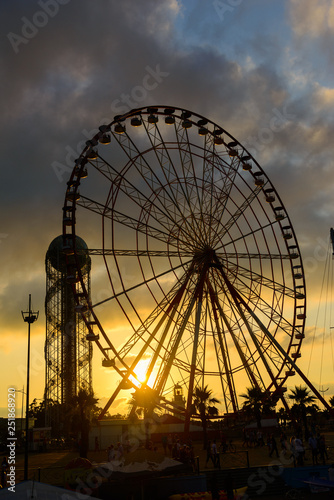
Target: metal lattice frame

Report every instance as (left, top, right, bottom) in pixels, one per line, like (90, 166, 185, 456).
(45, 238, 92, 429)
(61, 105, 330, 423)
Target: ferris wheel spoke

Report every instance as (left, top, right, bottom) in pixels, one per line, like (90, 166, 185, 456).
(111, 130, 205, 247)
(220, 259, 289, 298)
(197, 295, 210, 385)
(152, 282, 198, 382)
(207, 285, 238, 412)
(133, 270, 197, 383)
(142, 119, 203, 235)
(76, 193, 178, 248)
(202, 136, 241, 245)
(221, 264, 302, 339)
(92, 258, 192, 308)
(88, 249, 193, 258)
(217, 252, 291, 260)
(238, 293, 305, 382)
(211, 264, 294, 355)
(221, 219, 280, 250)
(234, 300, 280, 389)
(172, 121, 208, 241)
(93, 154, 198, 249)
(112, 260, 198, 365)
(217, 184, 264, 241)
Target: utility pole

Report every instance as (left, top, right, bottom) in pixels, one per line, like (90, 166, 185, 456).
(21, 294, 39, 481)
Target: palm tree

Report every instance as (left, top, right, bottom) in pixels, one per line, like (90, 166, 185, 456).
(28, 398, 61, 431)
(70, 388, 99, 458)
(191, 385, 220, 449)
(129, 386, 160, 448)
(288, 385, 317, 433)
(329, 396, 334, 408)
(277, 407, 288, 427)
(240, 387, 275, 429)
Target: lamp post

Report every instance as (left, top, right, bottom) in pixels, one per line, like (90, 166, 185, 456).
(21, 294, 39, 481)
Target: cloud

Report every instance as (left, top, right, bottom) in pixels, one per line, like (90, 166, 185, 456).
(288, 0, 334, 80)
(289, 0, 334, 39)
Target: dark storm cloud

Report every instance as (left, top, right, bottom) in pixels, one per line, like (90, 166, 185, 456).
(0, 0, 182, 335)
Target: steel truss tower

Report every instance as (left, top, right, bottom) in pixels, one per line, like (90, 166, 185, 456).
(45, 235, 92, 432)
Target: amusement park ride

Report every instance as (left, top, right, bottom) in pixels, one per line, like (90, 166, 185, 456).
(59, 105, 332, 429)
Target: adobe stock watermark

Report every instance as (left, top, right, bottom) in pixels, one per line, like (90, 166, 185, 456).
(242, 104, 295, 159)
(7, 0, 71, 54)
(51, 64, 169, 183)
(244, 448, 295, 499)
(213, 0, 243, 21)
(110, 65, 170, 115)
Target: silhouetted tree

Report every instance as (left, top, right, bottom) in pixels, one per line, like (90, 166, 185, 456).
(191, 385, 219, 449)
(129, 386, 160, 448)
(277, 407, 288, 427)
(288, 385, 317, 434)
(70, 388, 99, 458)
(240, 387, 275, 429)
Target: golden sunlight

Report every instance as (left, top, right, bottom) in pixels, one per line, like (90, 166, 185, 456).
(132, 358, 152, 383)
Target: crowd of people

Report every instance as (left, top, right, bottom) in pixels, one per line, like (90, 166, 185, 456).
(105, 433, 197, 469)
(287, 432, 329, 466)
(241, 426, 330, 467)
(102, 425, 332, 474)
(162, 434, 196, 466)
(106, 441, 129, 463)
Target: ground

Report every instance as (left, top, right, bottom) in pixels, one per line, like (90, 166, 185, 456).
(2, 431, 334, 498)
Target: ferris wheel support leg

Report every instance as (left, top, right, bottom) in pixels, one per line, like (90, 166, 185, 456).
(215, 259, 280, 392)
(240, 294, 332, 411)
(155, 266, 208, 396)
(184, 287, 204, 436)
(213, 261, 273, 390)
(214, 256, 331, 410)
(142, 271, 193, 384)
(208, 285, 238, 413)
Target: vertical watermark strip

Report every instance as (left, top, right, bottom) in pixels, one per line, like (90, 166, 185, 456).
(7, 388, 16, 492)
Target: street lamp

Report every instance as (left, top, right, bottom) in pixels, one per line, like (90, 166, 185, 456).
(21, 294, 39, 481)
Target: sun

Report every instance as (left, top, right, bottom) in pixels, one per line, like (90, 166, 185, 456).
(132, 358, 151, 384)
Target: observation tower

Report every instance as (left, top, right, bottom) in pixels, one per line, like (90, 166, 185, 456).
(44, 235, 92, 431)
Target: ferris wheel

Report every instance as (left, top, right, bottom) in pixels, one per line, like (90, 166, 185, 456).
(63, 105, 312, 422)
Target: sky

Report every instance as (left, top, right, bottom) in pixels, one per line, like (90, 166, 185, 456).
(1, 0, 334, 419)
